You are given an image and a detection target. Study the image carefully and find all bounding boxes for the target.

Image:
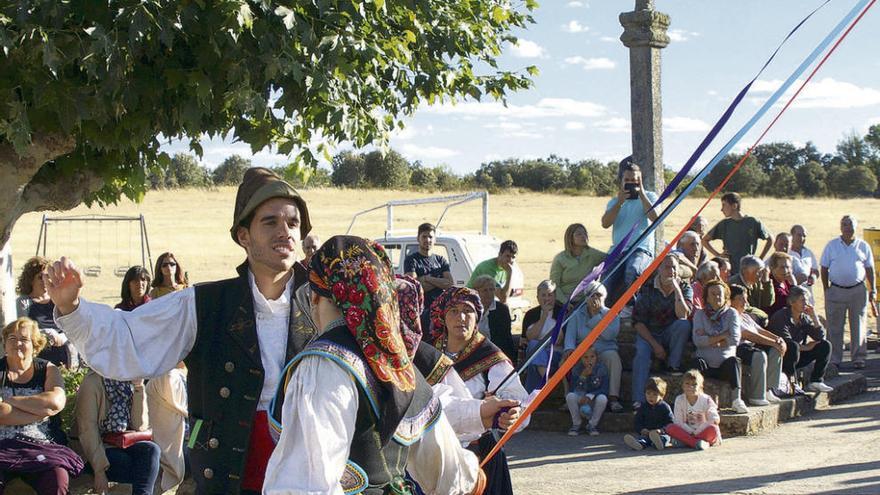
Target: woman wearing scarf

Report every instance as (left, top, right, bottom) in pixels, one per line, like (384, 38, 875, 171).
(263, 236, 484, 495)
(691, 279, 749, 414)
(430, 287, 530, 495)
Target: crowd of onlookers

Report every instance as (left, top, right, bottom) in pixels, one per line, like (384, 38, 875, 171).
(1, 159, 876, 493)
(2, 253, 189, 494)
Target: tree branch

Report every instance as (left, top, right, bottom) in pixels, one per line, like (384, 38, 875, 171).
(0, 133, 77, 179)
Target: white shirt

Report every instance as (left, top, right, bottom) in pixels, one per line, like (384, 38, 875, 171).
(263, 355, 481, 494)
(55, 271, 294, 412)
(789, 246, 819, 284)
(820, 237, 874, 287)
(477, 299, 497, 338)
(460, 360, 530, 444)
(431, 369, 485, 443)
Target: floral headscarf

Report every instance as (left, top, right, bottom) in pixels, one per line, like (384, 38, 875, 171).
(309, 236, 416, 395)
(395, 275, 424, 358)
(428, 287, 484, 342)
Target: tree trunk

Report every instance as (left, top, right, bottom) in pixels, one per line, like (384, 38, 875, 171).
(0, 134, 103, 325)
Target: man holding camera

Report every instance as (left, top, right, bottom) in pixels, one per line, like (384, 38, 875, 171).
(601, 157, 659, 307)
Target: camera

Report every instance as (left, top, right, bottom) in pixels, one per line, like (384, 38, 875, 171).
(624, 182, 638, 199)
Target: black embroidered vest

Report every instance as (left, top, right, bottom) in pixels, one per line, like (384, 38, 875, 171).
(277, 325, 441, 495)
(187, 261, 311, 494)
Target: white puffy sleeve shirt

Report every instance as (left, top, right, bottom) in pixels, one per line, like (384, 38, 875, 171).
(460, 360, 530, 444)
(263, 356, 481, 495)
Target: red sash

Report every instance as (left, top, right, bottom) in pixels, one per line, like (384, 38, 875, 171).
(241, 411, 274, 492)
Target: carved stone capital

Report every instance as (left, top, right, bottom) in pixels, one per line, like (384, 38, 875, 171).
(619, 9, 671, 49)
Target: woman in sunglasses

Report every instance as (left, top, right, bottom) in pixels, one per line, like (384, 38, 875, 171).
(150, 253, 188, 299)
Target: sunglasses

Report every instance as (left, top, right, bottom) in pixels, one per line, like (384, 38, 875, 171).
(162, 262, 177, 267)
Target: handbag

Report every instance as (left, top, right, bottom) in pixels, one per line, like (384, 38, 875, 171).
(102, 430, 152, 449)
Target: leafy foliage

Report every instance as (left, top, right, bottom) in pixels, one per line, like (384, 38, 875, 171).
(213, 155, 252, 186)
(0, 0, 536, 206)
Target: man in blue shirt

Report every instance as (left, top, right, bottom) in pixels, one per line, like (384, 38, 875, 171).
(601, 158, 659, 306)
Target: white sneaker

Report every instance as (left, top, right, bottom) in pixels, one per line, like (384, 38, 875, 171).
(766, 390, 782, 403)
(731, 398, 749, 414)
(749, 398, 770, 407)
(807, 381, 833, 393)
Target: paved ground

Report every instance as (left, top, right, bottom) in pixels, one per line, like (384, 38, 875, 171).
(507, 350, 880, 495)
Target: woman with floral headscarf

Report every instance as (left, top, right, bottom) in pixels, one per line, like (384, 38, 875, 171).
(263, 236, 485, 495)
(430, 287, 530, 495)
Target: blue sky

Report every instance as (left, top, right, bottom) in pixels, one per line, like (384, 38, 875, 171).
(165, 0, 880, 174)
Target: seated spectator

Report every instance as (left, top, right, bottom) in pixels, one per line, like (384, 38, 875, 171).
(565, 348, 609, 436)
(703, 191, 772, 276)
(472, 274, 517, 363)
(15, 256, 77, 368)
(768, 286, 834, 393)
(522, 280, 564, 391)
(631, 254, 693, 409)
(667, 370, 721, 450)
(549, 223, 606, 304)
(691, 260, 720, 310)
(729, 255, 774, 317)
(689, 215, 709, 237)
(115, 266, 152, 311)
(563, 281, 623, 412)
(601, 158, 659, 307)
(624, 377, 674, 451)
(0, 318, 83, 494)
(404, 223, 453, 326)
(789, 224, 819, 289)
(675, 231, 706, 281)
(72, 369, 161, 495)
(691, 280, 748, 413)
(730, 284, 786, 403)
(772, 232, 792, 255)
(467, 240, 518, 304)
(146, 363, 188, 492)
(763, 252, 795, 317)
(712, 256, 732, 284)
(149, 252, 188, 299)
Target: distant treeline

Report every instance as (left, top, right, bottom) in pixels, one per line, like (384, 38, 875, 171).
(154, 125, 880, 198)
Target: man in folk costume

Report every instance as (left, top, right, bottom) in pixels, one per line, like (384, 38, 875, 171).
(46, 168, 318, 494)
(264, 236, 486, 494)
(429, 287, 530, 495)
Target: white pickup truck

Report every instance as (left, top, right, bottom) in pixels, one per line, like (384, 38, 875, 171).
(346, 192, 531, 322)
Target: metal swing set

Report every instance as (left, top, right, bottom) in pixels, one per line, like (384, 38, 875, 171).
(34, 214, 153, 278)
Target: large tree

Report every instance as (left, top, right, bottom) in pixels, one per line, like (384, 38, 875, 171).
(0, 0, 536, 322)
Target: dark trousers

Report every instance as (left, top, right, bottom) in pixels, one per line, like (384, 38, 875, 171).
(105, 441, 161, 495)
(468, 433, 513, 495)
(782, 339, 832, 382)
(693, 356, 741, 390)
(0, 467, 69, 495)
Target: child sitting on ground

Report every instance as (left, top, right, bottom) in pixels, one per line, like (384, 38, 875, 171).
(667, 369, 722, 450)
(624, 376, 674, 450)
(565, 348, 609, 436)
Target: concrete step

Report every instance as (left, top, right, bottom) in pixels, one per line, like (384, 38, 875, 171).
(529, 371, 867, 438)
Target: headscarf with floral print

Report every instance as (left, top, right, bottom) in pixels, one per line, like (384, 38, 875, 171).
(428, 287, 484, 342)
(309, 236, 416, 397)
(394, 274, 424, 358)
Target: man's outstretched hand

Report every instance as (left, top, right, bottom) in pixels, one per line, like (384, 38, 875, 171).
(45, 257, 83, 315)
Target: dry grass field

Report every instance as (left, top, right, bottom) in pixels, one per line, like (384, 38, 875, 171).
(8, 187, 880, 332)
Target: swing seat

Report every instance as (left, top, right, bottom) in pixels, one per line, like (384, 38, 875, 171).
(114, 266, 129, 277)
(84, 266, 102, 277)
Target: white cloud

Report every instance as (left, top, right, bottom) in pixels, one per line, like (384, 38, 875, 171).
(599, 36, 617, 43)
(508, 39, 546, 58)
(507, 131, 543, 139)
(567, 1, 586, 7)
(565, 121, 587, 130)
(563, 20, 588, 33)
(663, 116, 711, 133)
(595, 117, 630, 133)
(752, 77, 880, 109)
(399, 143, 459, 160)
(564, 56, 616, 70)
(424, 98, 607, 119)
(668, 29, 700, 43)
(707, 90, 718, 96)
(484, 153, 502, 162)
(484, 122, 523, 131)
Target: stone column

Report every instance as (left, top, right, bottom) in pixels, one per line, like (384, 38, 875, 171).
(620, 0, 669, 251)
